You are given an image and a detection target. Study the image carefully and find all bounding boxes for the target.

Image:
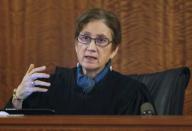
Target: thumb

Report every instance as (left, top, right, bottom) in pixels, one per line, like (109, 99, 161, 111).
(26, 64, 35, 74)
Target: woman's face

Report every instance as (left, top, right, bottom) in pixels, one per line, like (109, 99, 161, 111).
(75, 20, 118, 74)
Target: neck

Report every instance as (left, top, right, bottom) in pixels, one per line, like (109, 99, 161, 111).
(82, 67, 104, 78)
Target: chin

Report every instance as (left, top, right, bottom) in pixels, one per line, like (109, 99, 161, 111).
(82, 63, 98, 70)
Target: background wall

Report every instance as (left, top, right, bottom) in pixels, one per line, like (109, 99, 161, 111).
(0, 0, 191, 114)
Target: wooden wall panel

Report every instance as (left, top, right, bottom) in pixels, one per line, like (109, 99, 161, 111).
(0, 0, 191, 114)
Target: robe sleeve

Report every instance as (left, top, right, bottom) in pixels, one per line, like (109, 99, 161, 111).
(114, 81, 156, 115)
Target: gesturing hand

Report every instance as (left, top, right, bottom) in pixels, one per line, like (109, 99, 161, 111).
(15, 64, 51, 100)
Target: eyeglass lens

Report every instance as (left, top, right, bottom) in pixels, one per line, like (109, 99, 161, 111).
(78, 34, 111, 47)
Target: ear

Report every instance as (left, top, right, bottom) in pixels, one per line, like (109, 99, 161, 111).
(110, 46, 119, 59)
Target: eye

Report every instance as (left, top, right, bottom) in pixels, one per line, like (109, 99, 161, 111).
(82, 35, 90, 40)
(79, 35, 91, 43)
(96, 37, 108, 44)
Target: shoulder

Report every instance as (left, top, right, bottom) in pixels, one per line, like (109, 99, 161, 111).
(109, 70, 146, 88)
(109, 70, 150, 98)
(109, 71, 153, 114)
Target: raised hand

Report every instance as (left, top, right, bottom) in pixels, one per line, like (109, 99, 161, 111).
(14, 64, 51, 101)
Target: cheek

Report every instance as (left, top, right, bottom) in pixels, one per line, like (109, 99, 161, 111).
(99, 50, 112, 62)
(76, 45, 85, 59)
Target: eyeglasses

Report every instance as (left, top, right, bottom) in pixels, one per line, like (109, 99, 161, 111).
(77, 34, 112, 47)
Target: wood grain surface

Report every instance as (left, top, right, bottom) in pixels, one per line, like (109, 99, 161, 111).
(0, 0, 191, 114)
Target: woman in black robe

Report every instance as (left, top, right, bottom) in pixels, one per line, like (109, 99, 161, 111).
(6, 8, 155, 115)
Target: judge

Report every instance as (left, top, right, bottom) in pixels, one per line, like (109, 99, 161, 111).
(6, 8, 154, 115)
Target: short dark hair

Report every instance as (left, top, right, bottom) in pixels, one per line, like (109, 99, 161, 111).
(75, 8, 121, 50)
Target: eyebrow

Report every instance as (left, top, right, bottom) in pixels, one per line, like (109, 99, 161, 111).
(80, 32, 108, 38)
(80, 32, 91, 35)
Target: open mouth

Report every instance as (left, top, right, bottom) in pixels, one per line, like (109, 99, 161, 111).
(84, 56, 97, 61)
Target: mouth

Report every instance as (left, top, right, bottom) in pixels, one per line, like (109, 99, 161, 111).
(84, 55, 98, 61)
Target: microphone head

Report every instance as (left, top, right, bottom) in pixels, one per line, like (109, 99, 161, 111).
(140, 102, 155, 115)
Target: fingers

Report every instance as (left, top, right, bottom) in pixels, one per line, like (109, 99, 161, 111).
(26, 64, 47, 75)
(16, 64, 51, 100)
(33, 80, 51, 87)
(26, 64, 35, 74)
(24, 64, 49, 81)
(23, 80, 51, 87)
(30, 66, 47, 75)
(31, 87, 48, 93)
(30, 73, 50, 80)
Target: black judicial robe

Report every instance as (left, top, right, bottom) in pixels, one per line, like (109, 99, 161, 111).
(6, 67, 154, 115)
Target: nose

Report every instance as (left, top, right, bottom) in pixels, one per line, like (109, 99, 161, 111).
(87, 39, 97, 51)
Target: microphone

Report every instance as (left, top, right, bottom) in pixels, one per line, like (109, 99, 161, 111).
(140, 102, 155, 115)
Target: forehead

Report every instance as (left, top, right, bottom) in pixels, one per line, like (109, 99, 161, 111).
(81, 20, 112, 38)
